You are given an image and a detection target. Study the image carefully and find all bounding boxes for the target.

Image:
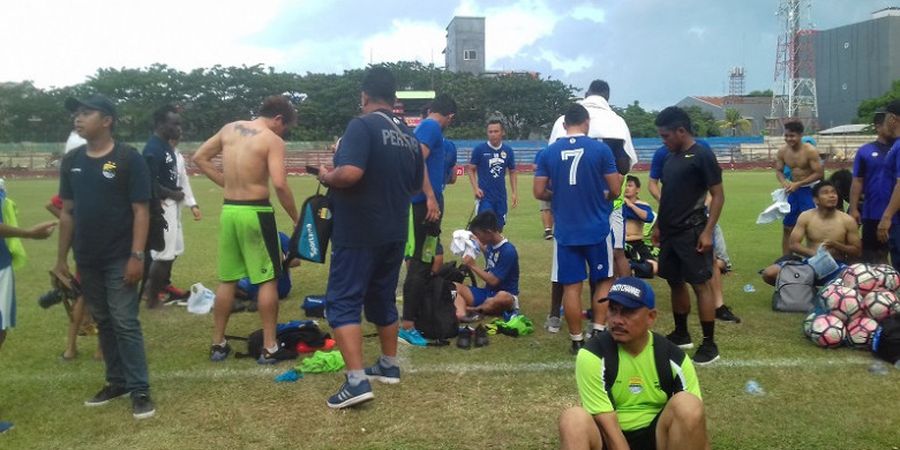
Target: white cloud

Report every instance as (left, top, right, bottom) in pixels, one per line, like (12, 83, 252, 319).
(361, 20, 447, 66)
(538, 50, 594, 76)
(454, 0, 562, 66)
(688, 26, 707, 38)
(0, 0, 288, 88)
(571, 4, 606, 23)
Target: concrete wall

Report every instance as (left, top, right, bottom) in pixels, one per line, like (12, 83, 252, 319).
(445, 17, 485, 74)
(738, 135, 876, 162)
(815, 15, 900, 128)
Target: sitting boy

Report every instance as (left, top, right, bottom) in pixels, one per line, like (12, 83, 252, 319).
(453, 211, 519, 320)
(761, 181, 860, 286)
(622, 176, 657, 278)
(236, 232, 298, 302)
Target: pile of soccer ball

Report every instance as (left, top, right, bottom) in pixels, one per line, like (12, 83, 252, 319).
(804, 263, 900, 349)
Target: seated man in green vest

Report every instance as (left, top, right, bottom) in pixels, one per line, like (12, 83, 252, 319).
(559, 277, 710, 450)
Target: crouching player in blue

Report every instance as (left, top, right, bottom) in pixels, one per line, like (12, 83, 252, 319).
(453, 211, 519, 320)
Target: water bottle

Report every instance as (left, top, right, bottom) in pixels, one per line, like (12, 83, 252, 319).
(869, 360, 890, 376)
(743, 284, 756, 293)
(744, 380, 765, 395)
(895, 360, 900, 371)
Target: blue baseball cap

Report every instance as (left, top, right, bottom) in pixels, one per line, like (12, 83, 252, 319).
(601, 277, 655, 309)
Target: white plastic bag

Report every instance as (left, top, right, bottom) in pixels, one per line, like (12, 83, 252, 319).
(756, 188, 792, 224)
(807, 244, 840, 279)
(186, 282, 215, 314)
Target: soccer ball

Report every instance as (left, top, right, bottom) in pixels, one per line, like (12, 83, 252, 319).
(845, 316, 879, 348)
(862, 290, 899, 322)
(802, 312, 817, 338)
(874, 264, 900, 291)
(841, 264, 881, 295)
(818, 284, 861, 322)
(808, 314, 845, 348)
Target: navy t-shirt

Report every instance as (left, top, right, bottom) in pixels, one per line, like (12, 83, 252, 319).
(485, 239, 519, 295)
(470, 142, 516, 202)
(411, 118, 445, 204)
(59, 143, 152, 267)
(330, 110, 424, 247)
(853, 140, 895, 220)
(658, 143, 722, 234)
(444, 139, 458, 183)
(535, 135, 617, 246)
(142, 134, 178, 192)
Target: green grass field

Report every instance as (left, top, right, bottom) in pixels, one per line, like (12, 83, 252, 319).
(0, 171, 897, 450)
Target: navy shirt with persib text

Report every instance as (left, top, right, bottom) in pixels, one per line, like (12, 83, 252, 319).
(59, 143, 152, 268)
(330, 110, 424, 248)
(142, 134, 178, 192)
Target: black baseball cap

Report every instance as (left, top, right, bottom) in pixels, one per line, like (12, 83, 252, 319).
(885, 100, 900, 116)
(599, 277, 656, 309)
(65, 94, 117, 118)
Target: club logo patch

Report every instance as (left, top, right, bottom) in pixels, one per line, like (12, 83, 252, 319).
(628, 377, 643, 394)
(102, 161, 117, 179)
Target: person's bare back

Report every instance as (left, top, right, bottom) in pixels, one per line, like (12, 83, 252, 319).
(217, 120, 282, 201)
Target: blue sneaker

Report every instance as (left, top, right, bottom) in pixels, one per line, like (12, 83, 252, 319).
(327, 379, 374, 409)
(0, 421, 13, 434)
(365, 363, 401, 384)
(398, 328, 428, 347)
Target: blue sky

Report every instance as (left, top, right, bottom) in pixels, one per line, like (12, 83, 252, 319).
(2, 0, 894, 109)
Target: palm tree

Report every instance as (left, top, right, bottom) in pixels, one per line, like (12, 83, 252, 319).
(718, 108, 752, 136)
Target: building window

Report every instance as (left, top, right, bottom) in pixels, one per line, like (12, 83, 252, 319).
(464, 50, 477, 60)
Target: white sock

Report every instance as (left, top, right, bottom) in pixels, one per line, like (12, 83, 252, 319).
(592, 324, 607, 331)
(266, 343, 280, 354)
(570, 333, 584, 342)
(214, 339, 227, 347)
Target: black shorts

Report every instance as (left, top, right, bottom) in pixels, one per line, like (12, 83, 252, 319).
(626, 240, 655, 262)
(861, 219, 888, 260)
(409, 200, 444, 261)
(622, 412, 661, 450)
(658, 226, 713, 284)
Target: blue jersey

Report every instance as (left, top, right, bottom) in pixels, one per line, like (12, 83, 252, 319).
(470, 142, 516, 202)
(887, 141, 900, 224)
(853, 140, 895, 221)
(411, 118, 445, 204)
(485, 239, 519, 295)
(623, 202, 655, 223)
(443, 139, 458, 183)
(535, 135, 617, 246)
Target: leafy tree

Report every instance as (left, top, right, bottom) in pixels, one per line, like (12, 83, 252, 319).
(746, 89, 773, 97)
(717, 108, 752, 136)
(856, 79, 900, 124)
(683, 106, 721, 137)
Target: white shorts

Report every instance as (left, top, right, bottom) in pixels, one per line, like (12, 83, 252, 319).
(0, 266, 15, 330)
(610, 207, 625, 250)
(151, 199, 184, 261)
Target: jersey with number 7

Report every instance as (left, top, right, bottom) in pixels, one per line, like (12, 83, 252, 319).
(535, 135, 618, 246)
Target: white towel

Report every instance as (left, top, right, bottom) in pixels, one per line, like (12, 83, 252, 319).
(756, 189, 792, 224)
(450, 230, 480, 260)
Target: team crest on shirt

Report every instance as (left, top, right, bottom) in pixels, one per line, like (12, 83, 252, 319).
(102, 161, 117, 179)
(873, 152, 879, 157)
(569, 138, 576, 144)
(500, 151, 507, 159)
(628, 377, 643, 394)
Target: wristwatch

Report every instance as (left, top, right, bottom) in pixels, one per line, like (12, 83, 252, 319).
(130, 251, 145, 261)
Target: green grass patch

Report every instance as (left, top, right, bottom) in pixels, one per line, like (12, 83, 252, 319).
(0, 172, 897, 449)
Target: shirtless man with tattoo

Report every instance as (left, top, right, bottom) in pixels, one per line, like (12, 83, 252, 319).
(193, 96, 299, 363)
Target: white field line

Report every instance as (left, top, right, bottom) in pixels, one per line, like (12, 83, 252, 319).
(0, 357, 875, 383)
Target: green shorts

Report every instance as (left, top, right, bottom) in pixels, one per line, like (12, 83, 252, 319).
(218, 200, 282, 284)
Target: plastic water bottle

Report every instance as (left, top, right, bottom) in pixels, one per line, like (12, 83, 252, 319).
(744, 380, 765, 395)
(895, 360, 900, 371)
(869, 360, 890, 376)
(743, 284, 756, 293)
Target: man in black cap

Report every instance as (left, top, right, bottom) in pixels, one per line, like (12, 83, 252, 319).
(559, 277, 709, 450)
(54, 94, 156, 419)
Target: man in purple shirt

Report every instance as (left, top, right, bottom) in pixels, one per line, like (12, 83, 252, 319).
(849, 110, 896, 264)
(878, 100, 900, 270)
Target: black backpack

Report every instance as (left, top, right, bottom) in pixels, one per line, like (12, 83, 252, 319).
(872, 314, 900, 364)
(415, 262, 476, 341)
(584, 331, 687, 408)
(61, 143, 167, 251)
(225, 321, 330, 360)
(286, 184, 333, 265)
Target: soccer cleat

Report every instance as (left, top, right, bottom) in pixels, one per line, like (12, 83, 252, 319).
(0, 421, 13, 434)
(457, 327, 473, 350)
(665, 331, 694, 350)
(544, 315, 562, 333)
(398, 328, 428, 347)
(715, 305, 742, 323)
(692, 341, 720, 366)
(84, 385, 130, 407)
(257, 345, 292, 365)
(570, 339, 585, 355)
(474, 325, 489, 347)
(131, 393, 156, 420)
(209, 342, 232, 362)
(543, 228, 554, 240)
(327, 379, 374, 409)
(163, 284, 190, 300)
(364, 362, 401, 384)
